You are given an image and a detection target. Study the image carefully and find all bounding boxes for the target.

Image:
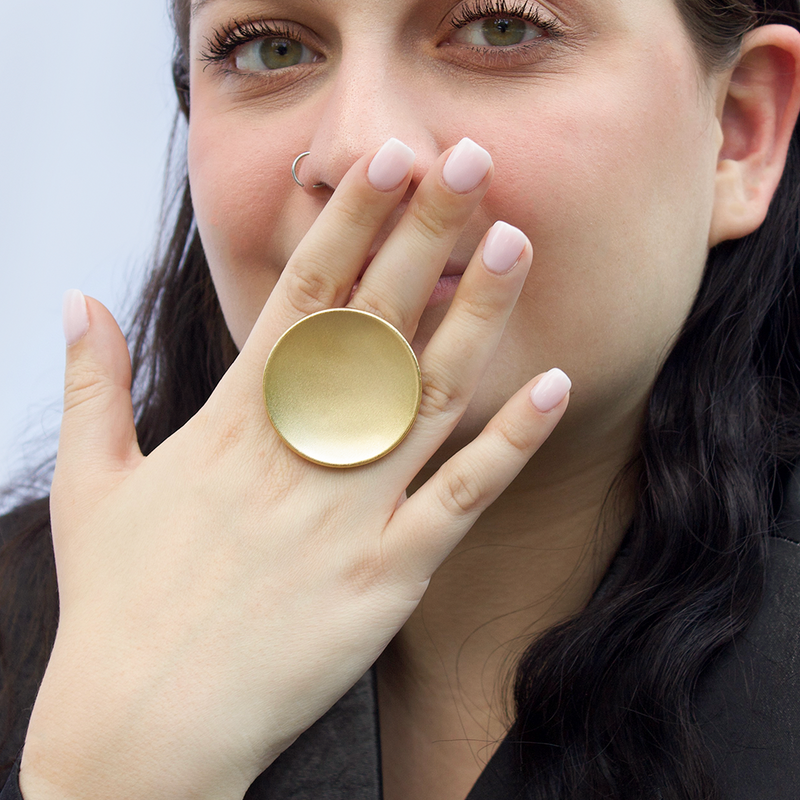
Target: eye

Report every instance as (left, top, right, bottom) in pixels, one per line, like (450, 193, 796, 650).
(234, 37, 318, 71)
(445, 1, 562, 52)
(451, 16, 542, 48)
(199, 19, 322, 74)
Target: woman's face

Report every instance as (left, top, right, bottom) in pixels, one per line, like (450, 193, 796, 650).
(187, 0, 724, 459)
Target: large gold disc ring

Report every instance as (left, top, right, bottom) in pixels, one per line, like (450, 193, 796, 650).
(263, 308, 422, 467)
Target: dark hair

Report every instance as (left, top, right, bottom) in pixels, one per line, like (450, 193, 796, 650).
(2, 1, 800, 797)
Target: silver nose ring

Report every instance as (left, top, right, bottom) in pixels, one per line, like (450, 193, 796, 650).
(292, 152, 326, 189)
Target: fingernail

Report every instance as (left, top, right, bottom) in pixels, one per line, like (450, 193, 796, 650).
(368, 138, 416, 191)
(63, 289, 89, 345)
(530, 368, 572, 413)
(483, 221, 527, 274)
(442, 138, 492, 194)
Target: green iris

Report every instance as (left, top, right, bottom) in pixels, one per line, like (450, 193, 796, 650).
(259, 38, 304, 70)
(480, 17, 527, 47)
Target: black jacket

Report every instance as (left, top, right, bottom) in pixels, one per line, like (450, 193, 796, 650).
(2, 471, 799, 799)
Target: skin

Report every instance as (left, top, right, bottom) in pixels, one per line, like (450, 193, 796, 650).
(16, 1, 800, 800)
(190, 0, 715, 445)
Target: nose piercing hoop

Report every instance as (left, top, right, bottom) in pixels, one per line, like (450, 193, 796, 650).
(292, 152, 326, 189)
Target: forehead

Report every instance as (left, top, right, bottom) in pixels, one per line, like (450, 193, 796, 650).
(189, 0, 627, 20)
(187, 0, 654, 37)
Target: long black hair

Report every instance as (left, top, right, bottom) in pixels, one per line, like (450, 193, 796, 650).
(2, 1, 800, 797)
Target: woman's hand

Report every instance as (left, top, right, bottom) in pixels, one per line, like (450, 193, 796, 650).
(20, 138, 570, 800)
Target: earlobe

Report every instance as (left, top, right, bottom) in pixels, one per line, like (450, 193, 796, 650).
(709, 25, 800, 247)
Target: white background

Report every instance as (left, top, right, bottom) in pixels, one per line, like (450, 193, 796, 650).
(0, 1, 178, 497)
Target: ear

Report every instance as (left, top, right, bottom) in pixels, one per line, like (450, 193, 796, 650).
(709, 25, 800, 247)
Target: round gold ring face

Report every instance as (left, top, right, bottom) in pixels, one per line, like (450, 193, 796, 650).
(263, 309, 422, 467)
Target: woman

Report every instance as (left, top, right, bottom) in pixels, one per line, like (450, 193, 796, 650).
(2, 0, 800, 797)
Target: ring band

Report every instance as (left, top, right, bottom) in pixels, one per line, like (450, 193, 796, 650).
(263, 309, 422, 467)
(292, 152, 326, 189)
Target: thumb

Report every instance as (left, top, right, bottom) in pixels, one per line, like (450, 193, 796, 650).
(55, 290, 142, 495)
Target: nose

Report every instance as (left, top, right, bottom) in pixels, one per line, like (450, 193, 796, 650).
(303, 55, 440, 192)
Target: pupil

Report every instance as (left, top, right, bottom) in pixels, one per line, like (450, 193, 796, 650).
(260, 38, 303, 69)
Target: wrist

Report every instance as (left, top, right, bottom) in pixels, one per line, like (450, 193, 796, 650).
(20, 734, 252, 800)
(20, 646, 256, 800)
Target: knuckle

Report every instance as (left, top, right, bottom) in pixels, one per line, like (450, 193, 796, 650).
(192, 405, 246, 447)
(408, 198, 450, 243)
(343, 539, 392, 595)
(350, 287, 386, 319)
(418, 373, 459, 420)
(256, 453, 298, 503)
(334, 194, 382, 236)
(488, 414, 530, 454)
(282, 267, 338, 316)
(194, 404, 291, 480)
(352, 288, 413, 335)
(63, 367, 112, 414)
(210, 410, 251, 451)
(438, 464, 484, 517)
(457, 293, 500, 327)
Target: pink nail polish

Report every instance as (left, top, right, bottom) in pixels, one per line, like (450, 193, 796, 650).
(368, 138, 416, 191)
(442, 138, 492, 194)
(483, 221, 527, 274)
(530, 369, 571, 413)
(63, 289, 89, 345)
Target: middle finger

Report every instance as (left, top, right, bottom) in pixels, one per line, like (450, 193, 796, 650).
(350, 137, 493, 341)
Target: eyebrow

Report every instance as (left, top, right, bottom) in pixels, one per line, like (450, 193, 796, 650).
(192, 0, 322, 18)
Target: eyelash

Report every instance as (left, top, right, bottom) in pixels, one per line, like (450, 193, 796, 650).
(448, 0, 562, 40)
(201, 19, 302, 64)
(199, 1, 563, 67)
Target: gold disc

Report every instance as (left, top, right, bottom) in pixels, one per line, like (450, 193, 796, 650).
(263, 308, 422, 467)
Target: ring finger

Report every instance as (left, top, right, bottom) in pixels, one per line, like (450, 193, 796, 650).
(392, 219, 533, 473)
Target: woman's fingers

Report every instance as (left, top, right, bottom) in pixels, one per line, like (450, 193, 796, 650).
(234, 137, 491, 383)
(54, 291, 142, 503)
(234, 138, 416, 377)
(386, 370, 571, 581)
(216, 138, 533, 495)
(349, 138, 493, 340)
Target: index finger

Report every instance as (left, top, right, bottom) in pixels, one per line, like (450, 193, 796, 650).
(232, 137, 417, 384)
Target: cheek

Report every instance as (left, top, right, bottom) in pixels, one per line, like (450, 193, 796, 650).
(459, 41, 719, 432)
(188, 106, 304, 348)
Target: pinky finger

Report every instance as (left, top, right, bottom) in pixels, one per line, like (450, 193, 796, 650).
(385, 369, 572, 583)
